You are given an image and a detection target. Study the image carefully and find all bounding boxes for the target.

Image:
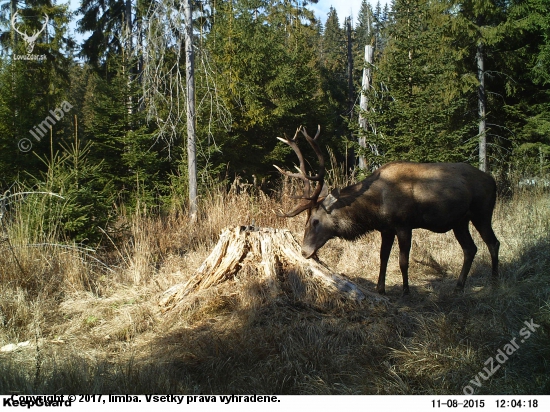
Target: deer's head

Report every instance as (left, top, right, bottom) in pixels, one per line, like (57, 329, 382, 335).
(275, 125, 334, 258)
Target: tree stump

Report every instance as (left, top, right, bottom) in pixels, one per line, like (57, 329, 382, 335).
(159, 226, 386, 311)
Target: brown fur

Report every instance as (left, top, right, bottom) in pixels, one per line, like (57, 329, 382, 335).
(302, 162, 500, 295)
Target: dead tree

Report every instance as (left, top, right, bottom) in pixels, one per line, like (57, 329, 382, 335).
(159, 226, 387, 312)
(184, 0, 197, 220)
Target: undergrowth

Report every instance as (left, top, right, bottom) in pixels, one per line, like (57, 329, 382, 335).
(0, 179, 549, 394)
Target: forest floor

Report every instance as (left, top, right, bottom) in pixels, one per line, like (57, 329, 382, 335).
(1, 182, 549, 394)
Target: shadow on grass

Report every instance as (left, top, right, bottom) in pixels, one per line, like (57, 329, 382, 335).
(134, 235, 550, 395)
(1, 239, 548, 395)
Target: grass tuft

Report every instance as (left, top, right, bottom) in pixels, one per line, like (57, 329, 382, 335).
(1, 181, 549, 394)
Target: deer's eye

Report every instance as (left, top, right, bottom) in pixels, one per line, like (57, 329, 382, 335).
(312, 219, 319, 227)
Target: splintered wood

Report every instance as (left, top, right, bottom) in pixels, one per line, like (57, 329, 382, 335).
(160, 226, 384, 311)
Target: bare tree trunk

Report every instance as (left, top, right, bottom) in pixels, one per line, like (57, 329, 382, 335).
(358, 9, 379, 170)
(477, 41, 487, 172)
(10, 0, 17, 51)
(184, 0, 198, 221)
(124, 0, 133, 118)
(358, 44, 374, 170)
(124, 0, 132, 46)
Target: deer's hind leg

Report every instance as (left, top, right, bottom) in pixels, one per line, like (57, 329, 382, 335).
(472, 218, 500, 279)
(453, 221, 478, 291)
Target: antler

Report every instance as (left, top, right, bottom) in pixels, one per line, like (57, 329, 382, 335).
(11, 11, 24, 38)
(274, 125, 325, 217)
(11, 11, 48, 53)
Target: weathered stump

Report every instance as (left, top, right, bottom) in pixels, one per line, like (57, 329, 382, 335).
(160, 226, 386, 311)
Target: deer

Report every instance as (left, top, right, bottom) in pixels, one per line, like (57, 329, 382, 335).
(11, 11, 48, 54)
(275, 126, 500, 296)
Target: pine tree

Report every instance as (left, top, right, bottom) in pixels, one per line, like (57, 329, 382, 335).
(356, 0, 374, 52)
(453, 0, 511, 171)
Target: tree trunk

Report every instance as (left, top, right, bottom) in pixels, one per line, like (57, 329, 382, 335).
(358, 44, 374, 170)
(159, 226, 387, 312)
(124, 0, 133, 118)
(10, 0, 17, 51)
(477, 41, 487, 172)
(184, 0, 198, 221)
(125, 0, 132, 43)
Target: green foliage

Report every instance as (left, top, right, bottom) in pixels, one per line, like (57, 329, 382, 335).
(27, 136, 116, 244)
(201, 0, 327, 180)
(319, 7, 349, 138)
(1, 0, 550, 243)
(2, 135, 115, 245)
(0, 2, 74, 184)
(356, 0, 475, 166)
(503, 0, 550, 174)
(77, 0, 139, 67)
(352, 0, 550, 174)
(79, 63, 172, 209)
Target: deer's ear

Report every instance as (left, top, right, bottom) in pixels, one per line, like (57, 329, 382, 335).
(319, 184, 329, 199)
(322, 188, 340, 213)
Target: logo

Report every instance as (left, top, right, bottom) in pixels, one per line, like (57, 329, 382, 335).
(18, 101, 73, 153)
(11, 10, 48, 55)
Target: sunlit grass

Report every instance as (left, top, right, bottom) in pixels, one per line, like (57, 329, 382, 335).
(1, 181, 549, 394)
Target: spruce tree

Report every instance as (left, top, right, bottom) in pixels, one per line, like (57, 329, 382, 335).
(201, 0, 324, 180)
(0, 2, 74, 183)
(319, 7, 348, 139)
(500, 0, 550, 175)
(357, 0, 474, 165)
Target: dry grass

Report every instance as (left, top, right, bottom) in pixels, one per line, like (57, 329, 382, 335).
(0, 181, 549, 394)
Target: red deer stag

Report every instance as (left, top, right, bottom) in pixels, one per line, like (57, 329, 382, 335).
(275, 126, 500, 295)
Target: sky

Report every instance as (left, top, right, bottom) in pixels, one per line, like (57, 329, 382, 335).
(66, 0, 385, 40)
(309, 0, 367, 25)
